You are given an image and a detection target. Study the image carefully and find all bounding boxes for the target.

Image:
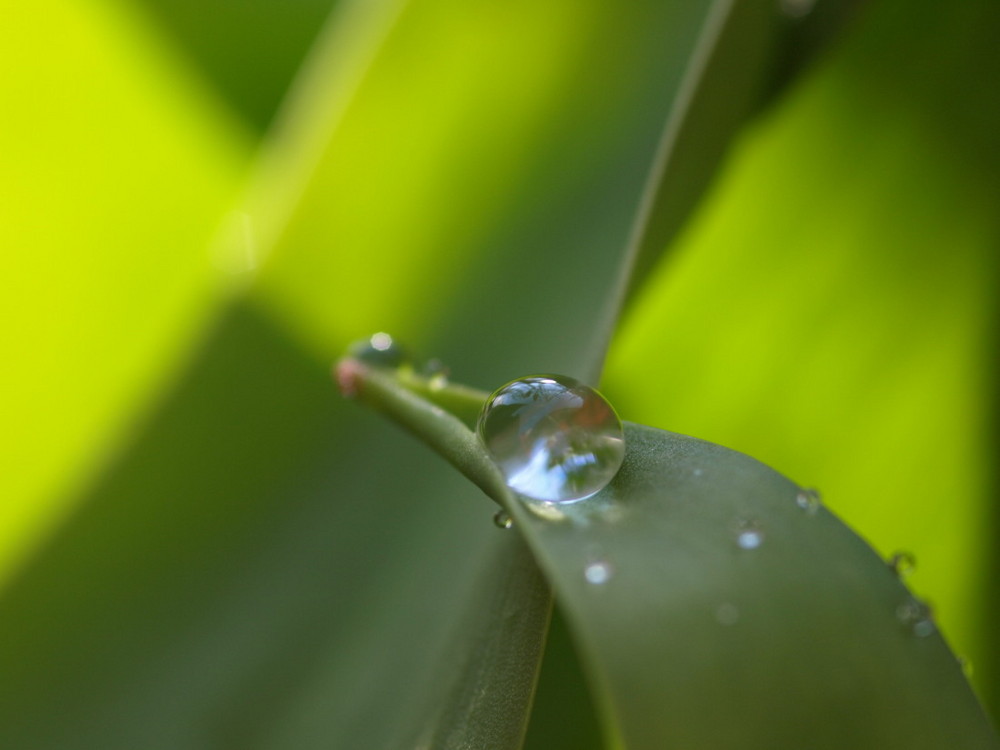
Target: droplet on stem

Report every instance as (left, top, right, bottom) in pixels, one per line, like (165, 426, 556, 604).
(422, 358, 450, 391)
(349, 332, 410, 368)
(477, 375, 625, 504)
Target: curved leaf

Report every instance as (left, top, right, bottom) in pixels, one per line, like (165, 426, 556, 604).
(506, 423, 998, 749)
(603, 0, 1000, 707)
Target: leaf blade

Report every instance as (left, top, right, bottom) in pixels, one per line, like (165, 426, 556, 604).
(506, 424, 999, 749)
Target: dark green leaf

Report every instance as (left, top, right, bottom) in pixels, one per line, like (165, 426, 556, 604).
(507, 423, 999, 749)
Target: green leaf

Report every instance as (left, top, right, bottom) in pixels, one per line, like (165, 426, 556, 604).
(0, 304, 545, 750)
(0, 1, 882, 748)
(506, 423, 998, 749)
(603, 0, 1000, 709)
(131, 0, 338, 129)
(0, 1, 249, 586)
(614, 0, 865, 311)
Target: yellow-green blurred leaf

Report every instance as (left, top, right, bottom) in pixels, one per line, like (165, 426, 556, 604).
(604, 0, 1000, 707)
(0, 0, 251, 585)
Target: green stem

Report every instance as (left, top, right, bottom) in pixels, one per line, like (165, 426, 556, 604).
(396, 368, 491, 427)
(334, 358, 511, 507)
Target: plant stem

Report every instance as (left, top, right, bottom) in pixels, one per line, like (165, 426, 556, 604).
(334, 358, 510, 507)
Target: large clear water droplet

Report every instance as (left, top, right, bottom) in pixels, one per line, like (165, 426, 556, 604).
(477, 375, 625, 504)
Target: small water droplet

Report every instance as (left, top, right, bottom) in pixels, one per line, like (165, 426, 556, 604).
(888, 551, 917, 578)
(779, 0, 816, 19)
(715, 602, 740, 626)
(959, 656, 974, 678)
(896, 598, 935, 637)
(584, 561, 613, 585)
(795, 488, 822, 515)
(492, 510, 513, 529)
(735, 520, 765, 550)
(477, 375, 625, 504)
(349, 332, 410, 368)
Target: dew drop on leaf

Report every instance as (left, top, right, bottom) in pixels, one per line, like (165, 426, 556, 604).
(584, 561, 613, 585)
(735, 520, 765, 550)
(887, 551, 917, 579)
(959, 656, 974, 678)
(492, 510, 513, 529)
(795, 488, 822, 515)
(896, 598, 935, 637)
(477, 375, 625, 504)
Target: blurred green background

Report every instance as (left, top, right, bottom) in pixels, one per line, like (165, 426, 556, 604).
(1, 0, 997, 746)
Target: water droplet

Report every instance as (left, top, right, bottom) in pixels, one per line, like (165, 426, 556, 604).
(349, 332, 410, 368)
(477, 375, 625, 504)
(888, 551, 916, 579)
(584, 561, 613, 585)
(715, 602, 740, 626)
(421, 358, 450, 390)
(795, 488, 822, 515)
(492, 510, 513, 529)
(735, 520, 765, 550)
(959, 656, 974, 678)
(896, 598, 935, 637)
(779, 0, 816, 19)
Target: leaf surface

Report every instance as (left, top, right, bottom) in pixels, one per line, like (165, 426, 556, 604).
(506, 423, 999, 749)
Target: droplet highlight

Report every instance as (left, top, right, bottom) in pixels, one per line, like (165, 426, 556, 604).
(735, 520, 765, 550)
(896, 598, 935, 637)
(888, 551, 916, 579)
(584, 561, 613, 585)
(477, 375, 625, 504)
(795, 488, 822, 515)
(492, 510, 513, 529)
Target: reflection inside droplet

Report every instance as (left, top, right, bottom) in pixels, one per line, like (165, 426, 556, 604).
(477, 375, 625, 504)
